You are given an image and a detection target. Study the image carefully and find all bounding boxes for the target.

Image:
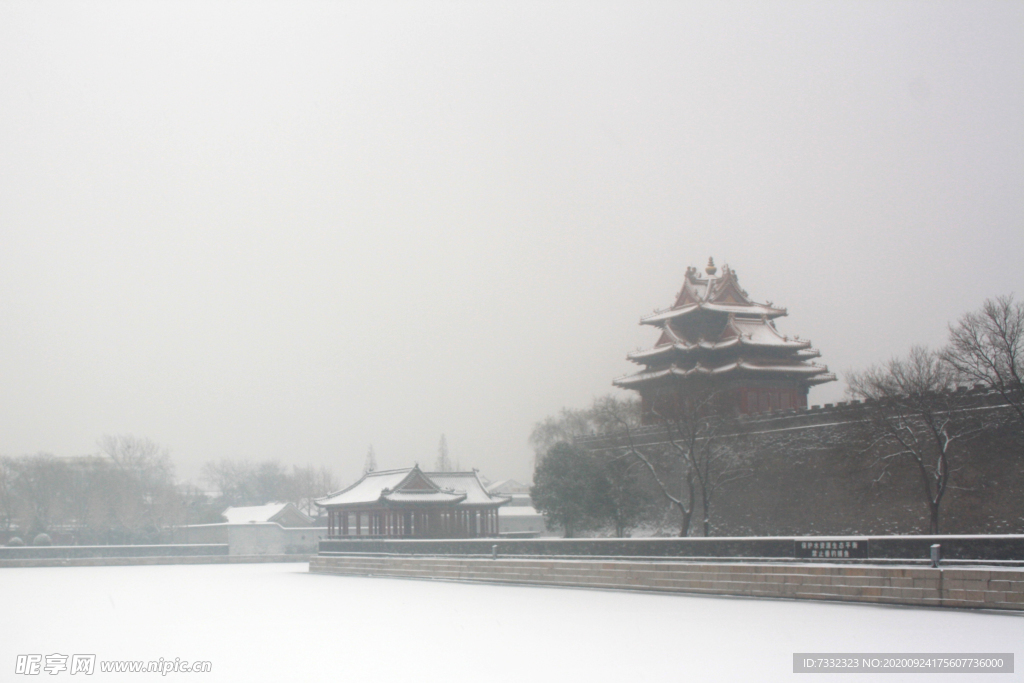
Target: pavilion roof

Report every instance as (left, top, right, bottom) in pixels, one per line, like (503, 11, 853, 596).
(640, 262, 787, 326)
(315, 466, 510, 509)
(628, 314, 811, 362)
(613, 359, 837, 388)
(427, 471, 509, 505)
(619, 259, 835, 392)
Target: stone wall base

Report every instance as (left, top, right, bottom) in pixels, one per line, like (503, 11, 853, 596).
(310, 555, 1024, 611)
(1, 554, 310, 568)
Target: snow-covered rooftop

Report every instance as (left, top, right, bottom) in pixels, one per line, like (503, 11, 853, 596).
(614, 360, 835, 387)
(316, 466, 509, 509)
(222, 503, 290, 524)
(639, 263, 787, 327)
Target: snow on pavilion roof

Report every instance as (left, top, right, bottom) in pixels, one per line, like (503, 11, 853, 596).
(627, 315, 812, 362)
(614, 360, 837, 387)
(427, 471, 510, 505)
(639, 261, 787, 326)
(315, 466, 509, 509)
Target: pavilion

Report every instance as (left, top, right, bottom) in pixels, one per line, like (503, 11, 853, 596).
(315, 466, 510, 539)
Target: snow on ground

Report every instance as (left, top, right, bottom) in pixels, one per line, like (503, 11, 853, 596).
(2, 562, 1021, 682)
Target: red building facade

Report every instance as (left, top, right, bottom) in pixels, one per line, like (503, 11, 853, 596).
(614, 258, 834, 422)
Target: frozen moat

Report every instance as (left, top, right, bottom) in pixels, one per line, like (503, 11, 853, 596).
(2, 562, 1021, 682)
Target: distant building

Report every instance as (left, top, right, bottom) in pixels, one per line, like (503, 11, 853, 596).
(496, 494, 547, 536)
(317, 466, 509, 539)
(173, 503, 321, 555)
(485, 479, 532, 495)
(614, 258, 835, 421)
(221, 502, 313, 527)
(484, 480, 546, 536)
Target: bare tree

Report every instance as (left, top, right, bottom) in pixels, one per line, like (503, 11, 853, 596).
(201, 459, 293, 507)
(944, 294, 1024, 427)
(529, 407, 603, 459)
(591, 388, 747, 537)
(0, 456, 14, 533)
(97, 435, 177, 537)
(289, 464, 338, 517)
(658, 387, 748, 537)
(847, 346, 980, 534)
(591, 395, 697, 536)
(9, 454, 70, 536)
(594, 452, 649, 537)
(202, 459, 254, 507)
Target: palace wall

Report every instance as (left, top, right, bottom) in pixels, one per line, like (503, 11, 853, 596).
(581, 390, 1024, 536)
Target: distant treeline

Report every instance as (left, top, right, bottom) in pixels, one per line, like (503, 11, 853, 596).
(0, 435, 338, 545)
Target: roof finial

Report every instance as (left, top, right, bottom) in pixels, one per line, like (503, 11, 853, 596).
(705, 257, 717, 276)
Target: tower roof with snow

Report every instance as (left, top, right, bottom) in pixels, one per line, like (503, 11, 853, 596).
(614, 258, 834, 416)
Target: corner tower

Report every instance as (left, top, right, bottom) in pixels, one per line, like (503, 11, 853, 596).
(613, 258, 835, 422)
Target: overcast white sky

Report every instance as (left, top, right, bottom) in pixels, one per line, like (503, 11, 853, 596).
(1, 1, 1021, 486)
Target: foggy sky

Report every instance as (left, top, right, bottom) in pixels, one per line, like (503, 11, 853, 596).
(2, 1, 1022, 486)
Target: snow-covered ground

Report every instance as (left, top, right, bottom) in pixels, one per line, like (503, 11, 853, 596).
(2, 562, 1021, 682)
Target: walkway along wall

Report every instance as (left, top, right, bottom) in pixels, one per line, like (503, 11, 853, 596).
(318, 534, 1024, 561)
